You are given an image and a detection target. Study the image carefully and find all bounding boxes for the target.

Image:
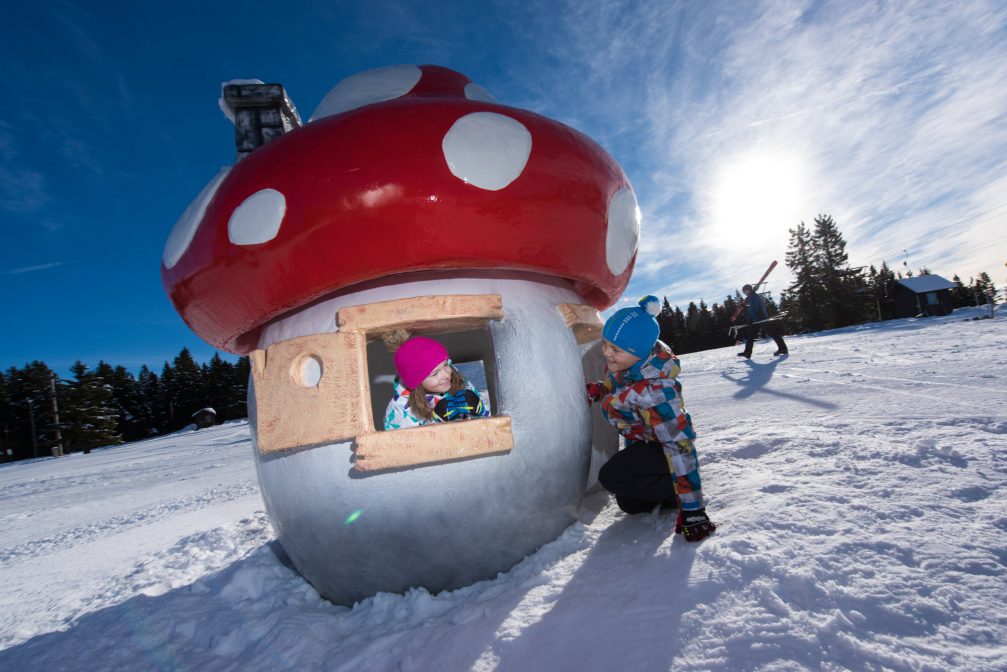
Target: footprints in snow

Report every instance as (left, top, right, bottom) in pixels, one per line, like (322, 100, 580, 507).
(724, 437, 788, 460)
(894, 438, 968, 469)
(951, 485, 990, 503)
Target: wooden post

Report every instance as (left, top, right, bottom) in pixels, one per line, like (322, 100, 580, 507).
(49, 373, 63, 457)
(27, 399, 38, 459)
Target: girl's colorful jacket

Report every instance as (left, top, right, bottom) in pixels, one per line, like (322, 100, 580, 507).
(596, 341, 706, 510)
(383, 376, 489, 431)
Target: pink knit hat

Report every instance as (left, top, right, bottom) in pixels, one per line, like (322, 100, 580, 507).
(393, 336, 450, 389)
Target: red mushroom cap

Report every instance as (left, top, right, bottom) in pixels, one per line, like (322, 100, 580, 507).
(162, 65, 640, 354)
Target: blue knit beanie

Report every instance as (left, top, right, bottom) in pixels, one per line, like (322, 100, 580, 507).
(602, 295, 661, 357)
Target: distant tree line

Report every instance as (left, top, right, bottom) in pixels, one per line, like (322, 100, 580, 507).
(658, 213, 999, 353)
(0, 349, 249, 462)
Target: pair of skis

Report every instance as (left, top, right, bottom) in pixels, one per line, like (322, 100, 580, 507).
(728, 311, 789, 338)
(730, 260, 778, 323)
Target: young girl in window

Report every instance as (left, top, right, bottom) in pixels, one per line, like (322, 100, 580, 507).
(384, 335, 489, 430)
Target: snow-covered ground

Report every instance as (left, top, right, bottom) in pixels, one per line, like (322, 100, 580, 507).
(1, 307, 1005, 671)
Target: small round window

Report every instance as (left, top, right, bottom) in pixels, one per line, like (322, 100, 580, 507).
(292, 354, 323, 388)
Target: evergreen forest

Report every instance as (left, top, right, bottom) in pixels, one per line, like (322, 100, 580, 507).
(1, 350, 249, 461)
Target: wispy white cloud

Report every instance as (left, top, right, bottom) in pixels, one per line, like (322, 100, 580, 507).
(507, 0, 1007, 309)
(0, 164, 48, 213)
(3, 261, 63, 275)
(643, 0, 1007, 305)
(0, 120, 49, 212)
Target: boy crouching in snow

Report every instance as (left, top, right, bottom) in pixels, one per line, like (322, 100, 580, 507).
(587, 296, 716, 542)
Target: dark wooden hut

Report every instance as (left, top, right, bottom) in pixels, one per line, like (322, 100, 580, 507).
(191, 408, 218, 429)
(891, 275, 957, 318)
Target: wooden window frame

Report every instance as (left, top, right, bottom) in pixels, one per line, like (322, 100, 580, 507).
(249, 295, 601, 472)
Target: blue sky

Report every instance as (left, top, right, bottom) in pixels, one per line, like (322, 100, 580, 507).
(2, 0, 1005, 377)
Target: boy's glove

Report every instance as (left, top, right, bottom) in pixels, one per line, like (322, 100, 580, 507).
(586, 382, 606, 405)
(434, 389, 483, 421)
(676, 508, 716, 542)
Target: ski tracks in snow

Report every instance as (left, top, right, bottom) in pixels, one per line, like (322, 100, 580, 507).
(0, 481, 260, 564)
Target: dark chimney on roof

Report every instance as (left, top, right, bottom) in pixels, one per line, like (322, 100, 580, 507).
(221, 83, 302, 160)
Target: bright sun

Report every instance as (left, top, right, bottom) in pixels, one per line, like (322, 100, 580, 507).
(707, 152, 806, 248)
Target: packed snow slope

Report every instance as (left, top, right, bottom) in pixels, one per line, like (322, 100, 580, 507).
(1, 307, 1005, 671)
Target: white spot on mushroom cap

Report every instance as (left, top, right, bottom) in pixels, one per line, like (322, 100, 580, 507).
(228, 189, 286, 245)
(606, 187, 640, 275)
(463, 82, 497, 103)
(310, 65, 422, 122)
(163, 167, 231, 269)
(442, 112, 532, 191)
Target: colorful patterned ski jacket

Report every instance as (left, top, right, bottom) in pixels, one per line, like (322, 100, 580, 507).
(383, 376, 489, 431)
(596, 341, 706, 510)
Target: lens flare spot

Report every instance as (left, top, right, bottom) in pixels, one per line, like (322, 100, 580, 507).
(344, 509, 364, 525)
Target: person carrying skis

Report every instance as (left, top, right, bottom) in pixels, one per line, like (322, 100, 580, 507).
(586, 295, 716, 542)
(736, 283, 788, 359)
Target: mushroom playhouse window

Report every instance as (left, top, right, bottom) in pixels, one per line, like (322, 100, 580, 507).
(366, 327, 497, 431)
(247, 293, 510, 475)
(250, 294, 602, 473)
(345, 295, 513, 473)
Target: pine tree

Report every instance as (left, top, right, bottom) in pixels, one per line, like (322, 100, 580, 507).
(657, 298, 675, 347)
(722, 293, 741, 327)
(863, 263, 895, 320)
(811, 214, 867, 328)
(710, 299, 735, 350)
(62, 361, 122, 453)
(765, 294, 781, 317)
(784, 215, 872, 330)
(4, 362, 61, 457)
(168, 349, 204, 428)
(669, 305, 687, 352)
(682, 302, 701, 354)
(973, 272, 997, 305)
(784, 221, 825, 331)
(99, 363, 156, 441)
(230, 357, 250, 420)
(0, 370, 11, 460)
(200, 353, 233, 422)
(656, 300, 688, 352)
(159, 361, 179, 429)
(950, 275, 973, 308)
(695, 300, 713, 350)
(138, 365, 168, 434)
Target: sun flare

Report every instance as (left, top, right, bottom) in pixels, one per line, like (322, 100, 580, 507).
(707, 152, 806, 248)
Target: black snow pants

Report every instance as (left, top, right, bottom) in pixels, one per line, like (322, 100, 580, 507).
(744, 320, 787, 356)
(598, 440, 678, 514)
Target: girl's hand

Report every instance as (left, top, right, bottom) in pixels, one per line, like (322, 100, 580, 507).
(434, 390, 483, 421)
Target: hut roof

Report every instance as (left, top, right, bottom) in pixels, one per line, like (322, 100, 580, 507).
(895, 275, 956, 293)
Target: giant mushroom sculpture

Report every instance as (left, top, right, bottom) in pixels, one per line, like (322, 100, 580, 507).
(162, 64, 640, 605)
